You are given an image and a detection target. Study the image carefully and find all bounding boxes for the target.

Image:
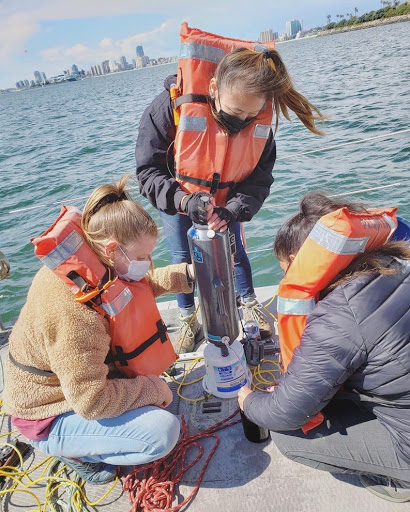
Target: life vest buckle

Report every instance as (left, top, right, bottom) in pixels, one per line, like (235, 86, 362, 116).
(74, 269, 117, 304)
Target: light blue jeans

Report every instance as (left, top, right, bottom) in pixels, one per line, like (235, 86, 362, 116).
(31, 406, 180, 466)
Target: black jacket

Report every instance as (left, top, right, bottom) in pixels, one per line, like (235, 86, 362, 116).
(135, 75, 276, 220)
(244, 258, 410, 463)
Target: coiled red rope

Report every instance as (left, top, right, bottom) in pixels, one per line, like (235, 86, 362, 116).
(122, 408, 241, 512)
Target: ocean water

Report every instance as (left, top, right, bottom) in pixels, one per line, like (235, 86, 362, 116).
(0, 22, 409, 324)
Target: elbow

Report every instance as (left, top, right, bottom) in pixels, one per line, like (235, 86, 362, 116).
(72, 406, 103, 421)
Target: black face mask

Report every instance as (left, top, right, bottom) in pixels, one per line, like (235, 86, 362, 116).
(215, 109, 256, 135)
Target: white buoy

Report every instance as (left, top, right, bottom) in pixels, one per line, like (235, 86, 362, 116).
(203, 339, 252, 399)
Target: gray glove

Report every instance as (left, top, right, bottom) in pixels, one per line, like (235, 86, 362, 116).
(180, 191, 211, 224)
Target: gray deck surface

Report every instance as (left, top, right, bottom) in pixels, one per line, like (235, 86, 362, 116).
(0, 286, 409, 511)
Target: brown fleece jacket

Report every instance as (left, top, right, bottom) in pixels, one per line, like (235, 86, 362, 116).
(3, 263, 192, 420)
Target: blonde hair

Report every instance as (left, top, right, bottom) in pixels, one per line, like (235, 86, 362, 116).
(213, 48, 325, 136)
(81, 175, 157, 267)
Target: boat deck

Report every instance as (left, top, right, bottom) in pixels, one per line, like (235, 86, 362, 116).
(0, 287, 409, 511)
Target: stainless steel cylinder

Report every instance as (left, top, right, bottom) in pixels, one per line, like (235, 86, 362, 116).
(187, 224, 239, 348)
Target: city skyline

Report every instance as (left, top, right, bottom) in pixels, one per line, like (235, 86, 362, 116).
(1, 0, 385, 90)
(13, 44, 178, 90)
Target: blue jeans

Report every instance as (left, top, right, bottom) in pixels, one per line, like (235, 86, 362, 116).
(159, 212, 254, 314)
(31, 407, 180, 466)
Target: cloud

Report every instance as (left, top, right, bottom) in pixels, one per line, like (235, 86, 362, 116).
(41, 19, 181, 71)
(0, 12, 39, 60)
(0, 0, 181, 64)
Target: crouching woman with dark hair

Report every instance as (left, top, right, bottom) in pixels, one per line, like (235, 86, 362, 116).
(238, 191, 410, 503)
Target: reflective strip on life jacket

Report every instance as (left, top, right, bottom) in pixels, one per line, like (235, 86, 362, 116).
(101, 287, 133, 317)
(309, 222, 369, 255)
(179, 116, 207, 132)
(253, 124, 271, 139)
(180, 42, 225, 63)
(173, 23, 274, 206)
(31, 205, 177, 377)
(277, 206, 398, 434)
(41, 230, 84, 270)
(383, 213, 398, 237)
(277, 297, 316, 316)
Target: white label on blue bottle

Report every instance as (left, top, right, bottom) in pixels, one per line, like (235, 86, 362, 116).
(214, 353, 248, 392)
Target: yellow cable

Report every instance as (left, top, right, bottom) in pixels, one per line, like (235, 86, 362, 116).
(0, 439, 119, 511)
(0, 430, 18, 437)
(175, 358, 209, 402)
(0, 488, 43, 510)
(176, 304, 200, 357)
(250, 358, 281, 392)
(262, 287, 279, 322)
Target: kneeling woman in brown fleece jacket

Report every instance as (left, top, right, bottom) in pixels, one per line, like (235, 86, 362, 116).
(3, 176, 195, 484)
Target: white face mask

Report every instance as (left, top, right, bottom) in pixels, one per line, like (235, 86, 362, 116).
(116, 247, 151, 282)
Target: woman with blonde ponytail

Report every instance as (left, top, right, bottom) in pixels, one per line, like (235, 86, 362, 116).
(136, 24, 325, 350)
(3, 175, 196, 485)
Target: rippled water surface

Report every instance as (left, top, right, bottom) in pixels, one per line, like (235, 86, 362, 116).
(1, 22, 409, 322)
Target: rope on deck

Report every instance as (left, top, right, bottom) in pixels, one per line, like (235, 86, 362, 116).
(123, 409, 241, 512)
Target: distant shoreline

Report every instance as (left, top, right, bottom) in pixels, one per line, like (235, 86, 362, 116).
(316, 13, 410, 37)
(1, 62, 177, 94)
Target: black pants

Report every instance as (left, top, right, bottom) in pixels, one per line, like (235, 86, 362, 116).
(271, 400, 410, 483)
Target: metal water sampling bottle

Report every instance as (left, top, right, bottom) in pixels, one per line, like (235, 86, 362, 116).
(187, 207, 251, 399)
(187, 218, 240, 353)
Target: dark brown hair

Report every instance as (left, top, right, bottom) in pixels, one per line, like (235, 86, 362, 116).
(274, 191, 410, 290)
(213, 47, 325, 136)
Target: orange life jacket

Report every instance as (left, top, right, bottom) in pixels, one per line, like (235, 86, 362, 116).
(172, 22, 274, 206)
(277, 207, 397, 433)
(31, 206, 177, 378)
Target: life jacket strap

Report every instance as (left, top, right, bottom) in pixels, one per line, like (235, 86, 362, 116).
(67, 268, 117, 307)
(175, 171, 235, 196)
(9, 351, 56, 377)
(105, 319, 168, 367)
(172, 93, 209, 110)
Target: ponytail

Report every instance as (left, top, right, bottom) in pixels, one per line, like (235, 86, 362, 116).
(82, 175, 157, 267)
(214, 48, 326, 136)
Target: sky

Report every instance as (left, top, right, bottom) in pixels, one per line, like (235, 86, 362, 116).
(1, 0, 384, 89)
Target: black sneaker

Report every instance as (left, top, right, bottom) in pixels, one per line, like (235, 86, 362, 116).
(359, 474, 410, 503)
(56, 456, 118, 485)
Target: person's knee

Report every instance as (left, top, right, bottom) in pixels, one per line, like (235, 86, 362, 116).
(149, 411, 180, 459)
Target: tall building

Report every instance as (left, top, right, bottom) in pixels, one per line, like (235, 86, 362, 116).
(101, 61, 110, 74)
(34, 70, 42, 84)
(71, 64, 79, 75)
(109, 60, 118, 72)
(259, 29, 277, 43)
(286, 19, 303, 38)
(23, 80, 30, 87)
(119, 56, 128, 70)
(135, 56, 146, 69)
(41, 72, 47, 83)
(136, 45, 144, 57)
